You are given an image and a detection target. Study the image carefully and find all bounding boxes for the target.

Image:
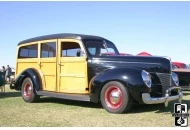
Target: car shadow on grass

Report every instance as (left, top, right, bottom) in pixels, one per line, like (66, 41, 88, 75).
(39, 97, 189, 114)
(0, 91, 21, 99)
(40, 97, 103, 109)
(130, 99, 190, 114)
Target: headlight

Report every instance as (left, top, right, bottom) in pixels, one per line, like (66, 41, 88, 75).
(172, 72, 179, 86)
(141, 70, 152, 88)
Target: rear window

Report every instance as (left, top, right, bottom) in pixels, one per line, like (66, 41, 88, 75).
(18, 44, 38, 58)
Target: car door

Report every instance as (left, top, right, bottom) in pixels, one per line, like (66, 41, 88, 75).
(57, 39, 88, 94)
(39, 40, 57, 92)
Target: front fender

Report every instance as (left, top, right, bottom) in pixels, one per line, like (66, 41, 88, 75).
(13, 68, 41, 92)
(89, 67, 151, 103)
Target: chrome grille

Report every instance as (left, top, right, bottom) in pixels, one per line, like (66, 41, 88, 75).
(156, 73, 172, 96)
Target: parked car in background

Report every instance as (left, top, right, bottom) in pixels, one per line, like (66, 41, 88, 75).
(136, 52, 152, 56)
(172, 62, 189, 69)
(10, 68, 15, 83)
(172, 68, 190, 91)
(10, 33, 182, 114)
(0, 67, 15, 84)
(171, 62, 190, 91)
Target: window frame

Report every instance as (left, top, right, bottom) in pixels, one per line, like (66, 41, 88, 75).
(40, 42, 57, 58)
(61, 41, 85, 57)
(18, 43, 38, 59)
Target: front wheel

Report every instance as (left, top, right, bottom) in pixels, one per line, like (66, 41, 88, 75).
(100, 81, 133, 114)
(21, 77, 40, 103)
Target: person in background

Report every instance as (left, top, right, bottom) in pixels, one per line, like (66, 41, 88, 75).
(2, 66, 5, 72)
(5, 65, 12, 84)
(1, 66, 6, 79)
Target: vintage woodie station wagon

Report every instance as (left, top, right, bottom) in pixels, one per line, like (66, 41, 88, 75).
(10, 33, 183, 114)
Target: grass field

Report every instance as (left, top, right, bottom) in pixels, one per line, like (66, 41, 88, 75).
(0, 85, 190, 127)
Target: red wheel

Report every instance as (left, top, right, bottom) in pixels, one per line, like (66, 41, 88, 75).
(23, 83, 32, 98)
(101, 81, 133, 114)
(21, 77, 40, 103)
(104, 86, 123, 110)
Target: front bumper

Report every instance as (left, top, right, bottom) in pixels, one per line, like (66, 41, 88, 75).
(142, 87, 183, 107)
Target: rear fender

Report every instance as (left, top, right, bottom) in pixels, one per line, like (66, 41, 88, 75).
(13, 68, 41, 92)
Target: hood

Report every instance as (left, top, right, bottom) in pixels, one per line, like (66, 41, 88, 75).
(90, 55, 171, 74)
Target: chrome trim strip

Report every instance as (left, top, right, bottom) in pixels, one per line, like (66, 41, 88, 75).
(142, 87, 183, 107)
(92, 60, 161, 65)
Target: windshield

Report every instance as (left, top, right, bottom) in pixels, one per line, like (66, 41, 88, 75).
(84, 40, 120, 56)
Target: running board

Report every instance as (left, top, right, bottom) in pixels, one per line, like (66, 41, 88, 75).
(37, 91, 90, 102)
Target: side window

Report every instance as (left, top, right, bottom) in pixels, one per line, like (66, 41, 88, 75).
(18, 44, 38, 58)
(88, 48, 96, 55)
(28, 44, 38, 58)
(41, 42, 56, 58)
(19, 46, 28, 58)
(61, 42, 83, 57)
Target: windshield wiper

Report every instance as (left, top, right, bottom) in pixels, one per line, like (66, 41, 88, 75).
(103, 40, 110, 55)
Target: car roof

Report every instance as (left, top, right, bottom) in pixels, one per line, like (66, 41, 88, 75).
(18, 33, 106, 45)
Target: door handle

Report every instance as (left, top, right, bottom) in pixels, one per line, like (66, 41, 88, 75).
(59, 62, 64, 66)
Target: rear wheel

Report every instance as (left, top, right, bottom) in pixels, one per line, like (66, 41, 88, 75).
(21, 77, 39, 103)
(100, 81, 133, 114)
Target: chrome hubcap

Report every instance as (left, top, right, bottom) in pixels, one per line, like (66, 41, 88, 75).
(110, 90, 121, 104)
(104, 86, 123, 109)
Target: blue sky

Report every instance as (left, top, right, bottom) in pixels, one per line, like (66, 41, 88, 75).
(0, 1, 190, 67)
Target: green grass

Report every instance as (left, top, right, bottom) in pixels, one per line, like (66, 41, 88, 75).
(0, 85, 190, 127)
